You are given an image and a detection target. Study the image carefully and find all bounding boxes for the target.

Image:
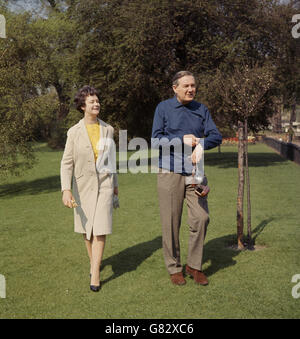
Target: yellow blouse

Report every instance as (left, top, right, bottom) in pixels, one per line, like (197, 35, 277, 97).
(85, 123, 100, 162)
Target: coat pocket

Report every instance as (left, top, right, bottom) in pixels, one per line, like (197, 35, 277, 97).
(75, 173, 84, 180)
(73, 173, 84, 193)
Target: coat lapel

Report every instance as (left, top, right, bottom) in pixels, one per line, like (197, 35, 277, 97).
(97, 118, 108, 164)
(78, 118, 92, 149)
(78, 118, 109, 165)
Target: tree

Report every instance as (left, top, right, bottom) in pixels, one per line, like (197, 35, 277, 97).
(72, 0, 222, 139)
(0, 1, 81, 177)
(28, 6, 81, 147)
(213, 64, 275, 249)
(261, 1, 300, 130)
(0, 10, 39, 176)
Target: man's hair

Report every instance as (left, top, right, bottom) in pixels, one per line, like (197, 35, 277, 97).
(172, 71, 195, 87)
(74, 85, 99, 113)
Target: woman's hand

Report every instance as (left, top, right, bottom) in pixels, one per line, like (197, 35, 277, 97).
(62, 190, 75, 208)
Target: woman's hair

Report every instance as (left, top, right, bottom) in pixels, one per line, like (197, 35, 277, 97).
(172, 71, 195, 87)
(74, 85, 99, 113)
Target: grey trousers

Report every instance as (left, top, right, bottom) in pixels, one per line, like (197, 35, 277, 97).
(157, 171, 210, 274)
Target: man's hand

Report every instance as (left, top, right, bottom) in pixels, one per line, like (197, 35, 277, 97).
(195, 185, 210, 197)
(191, 143, 203, 164)
(183, 134, 199, 147)
(62, 190, 75, 208)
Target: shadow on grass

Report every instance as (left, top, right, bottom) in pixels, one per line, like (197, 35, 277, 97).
(101, 236, 162, 286)
(202, 218, 274, 277)
(205, 151, 287, 169)
(252, 217, 275, 245)
(100, 217, 273, 285)
(127, 149, 288, 170)
(0, 175, 61, 198)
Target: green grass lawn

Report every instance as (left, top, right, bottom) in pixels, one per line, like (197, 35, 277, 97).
(0, 142, 299, 318)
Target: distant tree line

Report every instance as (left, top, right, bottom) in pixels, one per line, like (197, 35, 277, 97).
(0, 0, 299, 176)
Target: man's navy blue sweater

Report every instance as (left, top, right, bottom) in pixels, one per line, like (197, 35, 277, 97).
(151, 96, 222, 175)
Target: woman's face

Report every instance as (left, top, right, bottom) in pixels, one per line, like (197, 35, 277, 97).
(82, 95, 100, 116)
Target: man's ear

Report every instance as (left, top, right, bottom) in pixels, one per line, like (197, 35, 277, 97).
(172, 85, 177, 94)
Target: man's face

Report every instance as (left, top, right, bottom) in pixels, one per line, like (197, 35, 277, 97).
(82, 95, 100, 116)
(172, 75, 196, 105)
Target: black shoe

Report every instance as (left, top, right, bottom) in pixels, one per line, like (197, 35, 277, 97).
(90, 285, 101, 292)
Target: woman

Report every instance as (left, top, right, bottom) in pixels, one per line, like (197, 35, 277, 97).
(60, 85, 118, 292)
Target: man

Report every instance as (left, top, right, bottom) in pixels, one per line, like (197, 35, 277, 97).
(151, 71, 222, 286)
(288, 124, 295, 143)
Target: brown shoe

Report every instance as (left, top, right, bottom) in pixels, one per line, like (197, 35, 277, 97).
(170, 272, 186, 286)
(186, 265, 208, 285)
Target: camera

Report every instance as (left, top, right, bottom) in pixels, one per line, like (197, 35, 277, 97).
(194, 185, 209, 197)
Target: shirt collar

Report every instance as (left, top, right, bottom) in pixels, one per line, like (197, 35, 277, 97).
(171, 96, 195, 109)
(170, 96, 184, 108)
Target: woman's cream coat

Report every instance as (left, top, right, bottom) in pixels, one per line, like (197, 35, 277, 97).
(60, 118, 118, 240)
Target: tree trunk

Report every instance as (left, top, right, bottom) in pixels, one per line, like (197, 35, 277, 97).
(244, 118, 252, 248)
(54, 82, 70, 121)
(47, 83, 71, 149)
(237, 120, 245, 250)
